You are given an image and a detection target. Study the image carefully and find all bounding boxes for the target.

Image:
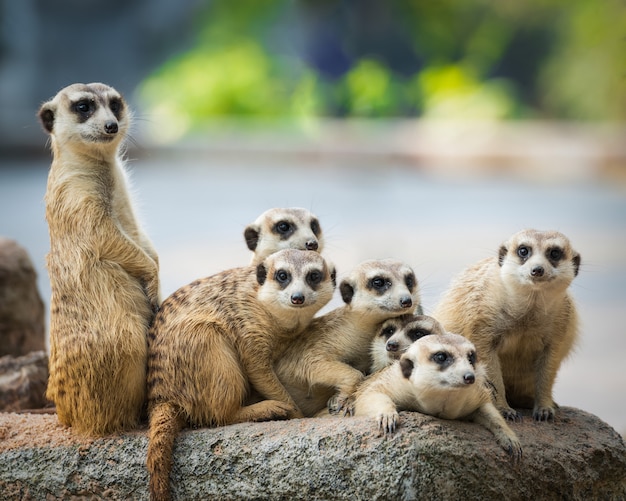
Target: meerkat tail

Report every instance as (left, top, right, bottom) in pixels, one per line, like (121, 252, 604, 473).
(147, 402, 185, 501)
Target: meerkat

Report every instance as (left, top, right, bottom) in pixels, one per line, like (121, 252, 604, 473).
(370, 314, 445, 373)
(433, 229, 580, 422)
(275, 259, 421, 417)
(353, 333, 522, 462)
(146, 249, 335, 501)
(38, 83, 160, 436)
(244, 207, 323, 265)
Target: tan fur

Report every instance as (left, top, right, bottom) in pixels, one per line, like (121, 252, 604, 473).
(433, 229, 580, 422)
(146, 249, 334, 501)
(275, 259, 421, 417)
(353, 333, 522, 462)
(39, 83, 160, 436)
(244, 207, 323, 265)
(370, 314, 445, 373)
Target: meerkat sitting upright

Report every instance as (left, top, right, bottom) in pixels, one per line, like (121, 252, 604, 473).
(146, 249, 335, 501)
(370, 314, 445, 373)
(38, 83, 160, 436)
(433, 229, 580, 422)
(244, 207, 323, 265)
(275, 259, 421, 417)
(353, 332, 522, 462)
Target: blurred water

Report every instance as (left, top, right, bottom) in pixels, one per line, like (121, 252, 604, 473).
(1, 152, 625, 434)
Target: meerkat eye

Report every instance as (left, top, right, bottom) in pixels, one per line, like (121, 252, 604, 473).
(404, 273, 416, 291)
(369, 276, 390, 291)
(274, 269, 291, 285)
(74, 100, 91, 114)
(310, 219, 320, 236)
(548, 247, 563, 261)
(468, 351, 477, 367)
(306, 270, 322, 286)
(381, 326, 396, 338)
(109, 98, 122, 114)
(432, 351, 450, 365)
(408, 329, 429, 342)
(517, 246, 531, 259)
(274, 221, 293, 235)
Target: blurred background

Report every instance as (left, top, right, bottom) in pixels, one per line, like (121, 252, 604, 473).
(1, 1, 625, 433)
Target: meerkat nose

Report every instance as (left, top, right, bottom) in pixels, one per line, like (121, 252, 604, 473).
(305, 240, 318, 251)
(386, 340, 400, 353)
(463, 373, 475, 385)
(531, 266, 545, 277)
(400, 296, 413, 308)
(104, 121, 118, 134)
(291, 292, 305, 305)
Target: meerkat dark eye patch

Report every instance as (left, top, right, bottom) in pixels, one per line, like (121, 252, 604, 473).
(306, 269, 322, 288)
(432, 351, 453, 368)
(274, 269, 292, 287)
(73, 99, 95, 122)
(468, 350, 477, 367)
(310, 218, 321, 236)
(404, 272, 416, 291)
(380, 325, 396, 338)
(109, 98, 123, 119)
(273, 221, 295, 239)
(368, 276, 391, 294)
(407, 329, 430, 342)
(546, 247, 563, 265)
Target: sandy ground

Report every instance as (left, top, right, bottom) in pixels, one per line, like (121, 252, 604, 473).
(1, 134, 625, 435)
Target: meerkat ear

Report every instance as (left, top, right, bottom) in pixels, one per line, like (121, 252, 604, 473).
(339, 279, 354, 304)
(572, 253, 581, 277)
(400, 357, 414, 379)
(244, 225, 260, 251)
(38, 102, 56, 134)
(498, 244, 508, 266)
(256, 263, 267, 285)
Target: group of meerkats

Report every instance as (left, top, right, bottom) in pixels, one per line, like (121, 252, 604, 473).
(39, 83, 581, 501)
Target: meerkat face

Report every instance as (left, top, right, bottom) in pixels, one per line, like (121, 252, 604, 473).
(400, 333, 481, 390)
(374, 315, 445, 365)
(244, 208, 323, 263)
(339, 259, 420, 319)
(38, 83, 128, 150)
(498, 229, 580, 290)
(256, 249, 335, 325)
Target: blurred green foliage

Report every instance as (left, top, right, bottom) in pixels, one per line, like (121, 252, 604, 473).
(137, 0, 624, 139)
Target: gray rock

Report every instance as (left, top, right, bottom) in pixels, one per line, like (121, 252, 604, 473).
(0, 237, 45, 357)
(0, 351, 50, 411)
(0, 407, 624, 500)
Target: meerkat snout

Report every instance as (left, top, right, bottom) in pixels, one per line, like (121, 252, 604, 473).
(104, 121, 118, 135)
(463, 372, 475, 384)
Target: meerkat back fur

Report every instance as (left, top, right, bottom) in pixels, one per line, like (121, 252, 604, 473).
(39, 83, 160, 436)
(147, 249, 334, 501)
(275, 258, 421, 417)
(244, 207, 323, 265)
(433, 229, 580, 422)
(353, 332, 522, 462)
(370, 314, 445, 373)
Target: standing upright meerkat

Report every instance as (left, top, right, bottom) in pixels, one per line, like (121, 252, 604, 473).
(38, 83, 160, 436)
(147, 249, 335, 501)
(275, 259, 421, 417)
(369, 314, 445, 373)
(352, 332, 522, 462)
(244, 207, 323, 265)
(433, 229, 580, 422)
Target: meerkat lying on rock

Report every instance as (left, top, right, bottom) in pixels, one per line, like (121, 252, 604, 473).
(39, 83, 160, 436)
(353, 332, 522, 462)
(146, 249, 335, 501)
(433, 229, 580, 422)
(275, 259, 421, 417)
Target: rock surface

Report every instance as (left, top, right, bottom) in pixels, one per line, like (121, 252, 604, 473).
(0, 237, 45, 357)
(0, 351, 50, 412)
(0, 407, 624, 500)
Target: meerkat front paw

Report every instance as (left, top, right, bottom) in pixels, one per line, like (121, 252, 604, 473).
(500, 406, 523, 422)
(377, 411, 399, 435)
(501, 436, 523, 465)
(327, 392, 355, 416)
(533, 405, 556, 422)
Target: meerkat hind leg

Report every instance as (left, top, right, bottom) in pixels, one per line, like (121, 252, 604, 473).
(231, 399, 298, 424)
